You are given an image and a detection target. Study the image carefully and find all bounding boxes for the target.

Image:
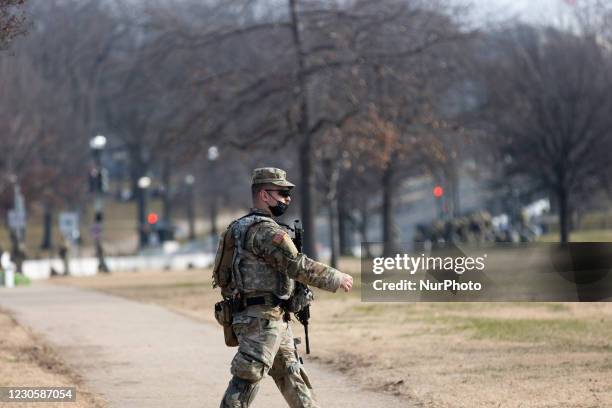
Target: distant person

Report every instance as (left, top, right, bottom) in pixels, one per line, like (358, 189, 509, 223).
(214, 167, 353, 407)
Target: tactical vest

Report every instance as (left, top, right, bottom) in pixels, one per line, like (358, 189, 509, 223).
(230, 214, 295, 300)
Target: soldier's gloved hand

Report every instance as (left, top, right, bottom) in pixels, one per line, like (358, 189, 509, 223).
(339, 273, 353, 292)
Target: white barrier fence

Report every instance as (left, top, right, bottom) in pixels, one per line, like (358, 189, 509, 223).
(22, 253, 215, 280)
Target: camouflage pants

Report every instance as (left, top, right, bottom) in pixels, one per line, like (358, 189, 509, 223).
(220, 315, 318, 408)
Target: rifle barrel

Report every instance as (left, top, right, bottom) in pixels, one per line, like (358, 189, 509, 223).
(304, 324, 310, 354)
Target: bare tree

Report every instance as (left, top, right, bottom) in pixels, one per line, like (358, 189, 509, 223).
(154, 0, 471, 257)
(0, 0, 26, 50)
(2, 0, 479, 260)
(478, 26, 612, 243)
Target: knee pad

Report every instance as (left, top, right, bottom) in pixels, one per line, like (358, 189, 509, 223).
(269, 360, 300, 379)
(270, 361, 313, 390)
(221, 376, 259, 407)
(231, 352, 267, 383)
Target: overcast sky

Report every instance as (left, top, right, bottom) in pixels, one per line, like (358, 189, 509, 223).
(467, 0, 577, 25)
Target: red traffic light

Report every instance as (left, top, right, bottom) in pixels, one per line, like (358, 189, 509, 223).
(147, 212, 159, 225)
(433, 186, 444, 198)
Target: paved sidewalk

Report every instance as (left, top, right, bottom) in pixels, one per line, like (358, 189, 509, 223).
(0, 283, 406, 407)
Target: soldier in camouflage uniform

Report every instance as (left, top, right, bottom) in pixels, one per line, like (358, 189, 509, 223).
(219, 167, 353, 408)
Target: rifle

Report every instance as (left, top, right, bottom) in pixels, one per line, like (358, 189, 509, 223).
(292, 219, 312, 354)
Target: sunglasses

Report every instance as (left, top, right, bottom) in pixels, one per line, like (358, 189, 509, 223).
(266, 189, 292, 198)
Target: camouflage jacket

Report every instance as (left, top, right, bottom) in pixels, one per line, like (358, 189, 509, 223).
(245, 208, 342, 292)
(233, 208, 343, 320)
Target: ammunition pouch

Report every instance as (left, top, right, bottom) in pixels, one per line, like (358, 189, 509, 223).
(214, 299, 238, 347)
(212, 226, 236, 291)
(283, 284, 313, 313)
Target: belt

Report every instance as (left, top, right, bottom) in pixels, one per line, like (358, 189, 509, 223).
(245, 294, 283, 307)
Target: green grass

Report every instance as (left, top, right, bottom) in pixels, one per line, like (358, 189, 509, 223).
(344, 299, 611, 350)
(347, 302, 612, 350)
(429, 316, 612, 350)
(351, 302, 570, 317)
(537, 229, 612, 242)
(0, 271, 30, 286)
(544, 303, 570, 312)
(15, 273, 30, 286)
(456, 317, 588, 341)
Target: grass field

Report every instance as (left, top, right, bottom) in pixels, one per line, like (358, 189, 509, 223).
(57, 257, 612, 408)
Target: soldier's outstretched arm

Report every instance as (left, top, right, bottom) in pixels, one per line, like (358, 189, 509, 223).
(249, 223, 352, 292)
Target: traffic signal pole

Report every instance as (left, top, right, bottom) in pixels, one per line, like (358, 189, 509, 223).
(90, 136, 110, 273)
(433, 185, 445, 220)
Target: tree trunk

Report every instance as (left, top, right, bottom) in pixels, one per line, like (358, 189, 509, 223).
(326, 165, 341, 268)
(129, 161, 140, 202)
(59, 239, 70, 276)
(299, 138, 316, 257)
(359, 200, 371, 258)
(558, 187, 570, 245)
(208, 158, 219, 240)
(129, 146, 148, 248)
(41, 203, 53, 251)
(161, 159, 172, 224)
(137, 185, 148, 248)
(449, 166, 460, 218)
(328, 200, 339, 268)
(382, 160, 397, 256)
(289, 0, 317, 259)
(338, 196, 353, 256)
(9, 230, 24, 274)
(128, 144, 146, 201)
(187, 185, 195, 241)
(210, 197, 218, 239)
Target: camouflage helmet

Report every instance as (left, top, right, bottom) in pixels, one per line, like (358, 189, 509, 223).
(251, 167, 295, 188)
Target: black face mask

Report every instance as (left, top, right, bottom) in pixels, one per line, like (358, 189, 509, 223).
(266, 193, 289, 217)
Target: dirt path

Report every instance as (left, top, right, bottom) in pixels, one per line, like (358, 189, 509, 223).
(0, 308, 106, 408)
(0, 283, 407, 408)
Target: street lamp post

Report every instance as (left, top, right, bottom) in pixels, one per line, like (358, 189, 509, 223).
(185, 174, 196, 241)
(137, 176, 152, 249)
(7, 175, 26, 274)
(208, 146, 219, 244)
(89, 135, 109, 273)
